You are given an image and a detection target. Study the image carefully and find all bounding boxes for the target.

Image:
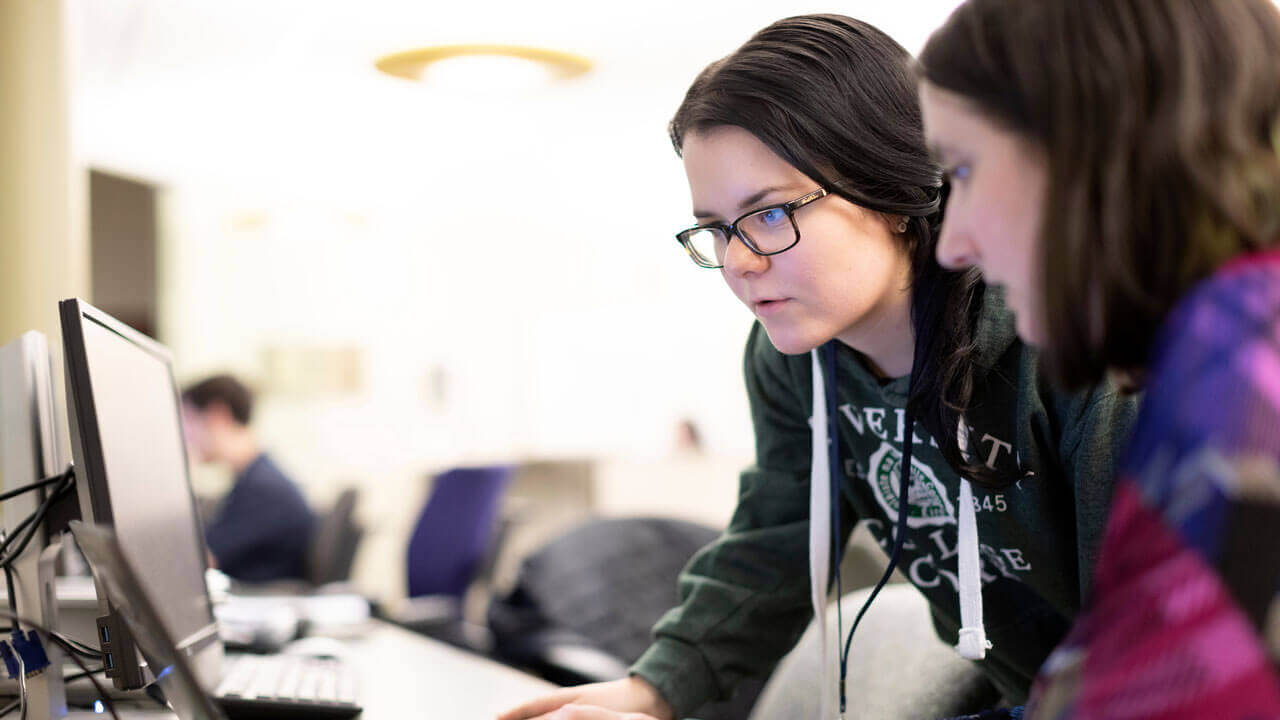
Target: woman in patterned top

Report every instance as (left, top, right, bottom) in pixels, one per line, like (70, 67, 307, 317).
(918, 1, 1280, 718)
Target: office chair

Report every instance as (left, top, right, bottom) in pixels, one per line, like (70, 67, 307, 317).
(394, 466, 512, 649)
(228, 487, 364, 598)
(306, 487, 363, 587)
(487, 517, 740, 702)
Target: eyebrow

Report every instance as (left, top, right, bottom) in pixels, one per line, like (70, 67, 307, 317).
(692, 185, 794, 221)
(928, 142, 957, 163)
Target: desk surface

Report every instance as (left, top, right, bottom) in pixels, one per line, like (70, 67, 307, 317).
(342, 621, 555, 718)
(12, 620, 556, 719)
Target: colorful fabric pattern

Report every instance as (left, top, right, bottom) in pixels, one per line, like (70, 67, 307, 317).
(1027, 252, 1280, 719)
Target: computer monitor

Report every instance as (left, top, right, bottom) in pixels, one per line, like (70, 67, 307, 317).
(0, 330, 72, 598)
(1, 329, 63, 498)
(58, 298, 223, 690)
(0, 331, 76, 720)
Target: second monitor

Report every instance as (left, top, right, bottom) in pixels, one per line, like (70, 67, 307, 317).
(59, 298, 223, 690)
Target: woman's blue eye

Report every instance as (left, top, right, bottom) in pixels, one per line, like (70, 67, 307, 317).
(758, 207, 787, 226)
(948, 164, 971, 181)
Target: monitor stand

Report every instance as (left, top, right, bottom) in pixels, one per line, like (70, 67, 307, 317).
(9, 540, 71, 720)
(28, 541, 174, 720)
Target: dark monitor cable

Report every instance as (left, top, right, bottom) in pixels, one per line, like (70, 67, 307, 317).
(0, 467, 118, 720)
(0, 610, 119, 720)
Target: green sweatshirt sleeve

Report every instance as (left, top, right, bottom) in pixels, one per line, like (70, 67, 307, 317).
(631, 324, 855, 718)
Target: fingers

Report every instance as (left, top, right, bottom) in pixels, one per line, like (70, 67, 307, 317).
(540, 705, 656, 720)
(496, 690, 579, 720)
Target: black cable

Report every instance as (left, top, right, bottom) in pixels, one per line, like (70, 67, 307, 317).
(3, 556, 18, 629)
(62, 667, 107, 684)
(826, 337, 919, 717)
(0, 610, 120, 720)
(0, 469, 72, 504)
(838, 407, 914, 716)
(0, 484, 65, 563)
(0, 473, 76, 572)
(48, 631, 103, 659)
(0, 516, 39, 567)
(0, 476, 75, 568)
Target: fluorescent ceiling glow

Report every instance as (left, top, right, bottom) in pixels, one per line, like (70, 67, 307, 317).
(424, 54, 555, 91)
(375, 45, 592, 92)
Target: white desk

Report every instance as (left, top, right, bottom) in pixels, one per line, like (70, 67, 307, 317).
(30, 620, 556, 720)
(342, 622, 555, 718)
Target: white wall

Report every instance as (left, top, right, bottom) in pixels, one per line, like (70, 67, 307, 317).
(156, 113, 757, 598)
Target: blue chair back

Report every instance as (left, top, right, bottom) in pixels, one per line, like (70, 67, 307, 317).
(406, 465, 512, 600)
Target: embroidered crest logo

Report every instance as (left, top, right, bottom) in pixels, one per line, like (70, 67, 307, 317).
(868, 441, 955, 528)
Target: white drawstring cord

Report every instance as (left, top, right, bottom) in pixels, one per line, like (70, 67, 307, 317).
(808, 349, 837, 719)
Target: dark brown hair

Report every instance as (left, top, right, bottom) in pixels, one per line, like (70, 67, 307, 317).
(672, 14, 996, 484)
(182, 374, 254, 426)
(920, 0, 1280, 388)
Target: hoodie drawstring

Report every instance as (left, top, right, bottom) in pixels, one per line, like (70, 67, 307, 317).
(809, 344, 990, 719)
(956, 424, 991, 660)
(807, 348, 836, 720)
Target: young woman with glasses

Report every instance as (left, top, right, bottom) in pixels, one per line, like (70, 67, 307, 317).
(501, 14, 1135, 720)
(918, 1, 1280, 717)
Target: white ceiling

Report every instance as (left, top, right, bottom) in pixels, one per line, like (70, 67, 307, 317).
(69, 0, 966, 205)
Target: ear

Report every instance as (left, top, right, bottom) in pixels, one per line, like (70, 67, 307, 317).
(204, 401, 237, 428)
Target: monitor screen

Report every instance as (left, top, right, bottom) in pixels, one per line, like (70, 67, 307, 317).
(60, 299, 221, 688)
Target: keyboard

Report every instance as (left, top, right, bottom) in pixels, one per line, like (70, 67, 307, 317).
(214, 653, 362, 719)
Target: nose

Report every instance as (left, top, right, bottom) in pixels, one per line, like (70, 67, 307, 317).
(721, 233, 769, 277)
(935, 214, 979, 271)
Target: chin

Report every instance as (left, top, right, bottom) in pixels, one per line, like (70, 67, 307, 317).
(1013, 312, 1047, 347)
(760, 322, 826, 356)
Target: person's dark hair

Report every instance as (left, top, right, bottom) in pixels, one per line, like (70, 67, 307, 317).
(671, 14, 998, 485)
(182, 374, 254, 426)
(919, 0, 1280, 388)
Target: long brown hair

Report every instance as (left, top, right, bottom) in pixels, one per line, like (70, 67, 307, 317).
(919, 0, 1280, 388)
(672, 14, 997, 485)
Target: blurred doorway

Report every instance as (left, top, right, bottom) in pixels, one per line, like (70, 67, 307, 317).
(89, 169, 158, 338)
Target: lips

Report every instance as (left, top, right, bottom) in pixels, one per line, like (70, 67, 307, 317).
(752, 298, 791, 316)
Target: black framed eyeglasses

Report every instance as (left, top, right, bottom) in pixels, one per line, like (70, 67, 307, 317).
(675, 187, 830, 269)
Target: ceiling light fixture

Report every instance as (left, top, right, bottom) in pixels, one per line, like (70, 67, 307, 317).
(375, 44, 593, 88)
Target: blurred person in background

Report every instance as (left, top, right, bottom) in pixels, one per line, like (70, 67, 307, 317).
(182, 373, 314, 583)
(918, 0, 1280, 717)
(501, 14, 1136, 720)
(672, 417, 704, 456)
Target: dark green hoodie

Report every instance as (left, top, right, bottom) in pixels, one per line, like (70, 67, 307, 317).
(631, 291, 1138, 717)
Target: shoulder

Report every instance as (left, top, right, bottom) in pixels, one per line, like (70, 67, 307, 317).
(239, 454, 302, 496)
(1154, 252, 1280, 362)
(973, 310, 1137, 476)
(1129, 253, 1280, 464)
(1147, 252, 1280, 390)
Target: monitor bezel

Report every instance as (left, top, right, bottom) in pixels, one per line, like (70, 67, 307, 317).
(58, 298, 222, 688)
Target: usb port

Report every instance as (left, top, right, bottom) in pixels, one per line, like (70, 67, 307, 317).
(100, 625, 109, 644)
(103, 653, 114, 670)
